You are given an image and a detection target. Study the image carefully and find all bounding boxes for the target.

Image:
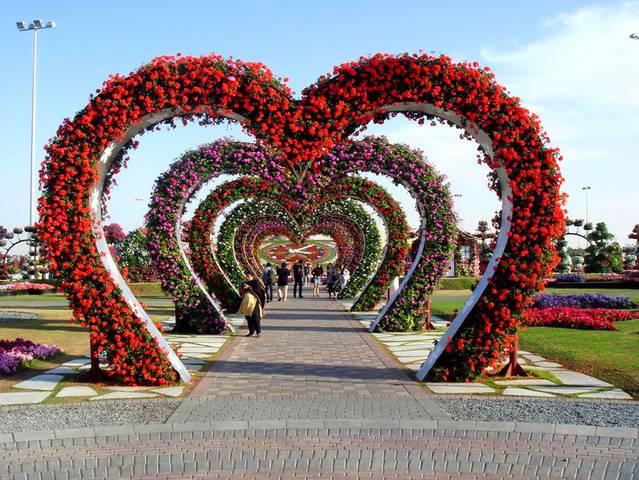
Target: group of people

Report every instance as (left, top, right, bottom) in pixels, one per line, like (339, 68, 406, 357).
(262, 260, 350, 300)
(238, 260, 352, 338)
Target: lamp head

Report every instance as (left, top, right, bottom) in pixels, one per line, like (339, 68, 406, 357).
(32, 19, 43, 28)
(16, 21, 27, 31)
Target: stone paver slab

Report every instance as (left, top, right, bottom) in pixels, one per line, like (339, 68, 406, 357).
(0, 391, 50, 405)
(44, 367, 82, 375)
(579, 389, 633, 399)
(426, 383, 494, 394)
(62, 358, 91, 367)
(56, 386, 98, 398)
(90, 392, 158, 400)
(181, 359, 205, 365)
(501, 387, 555, 397)
(494, 379, 556, 386)
(151, 386, 185, 397)
(536, 361, 563, 368)
(550, 370, 613, 387)
(104, 386, 155, 392)
(531, 386, 603, 395)
(13, 374, 64, 391)
(179, 352, 212, 359)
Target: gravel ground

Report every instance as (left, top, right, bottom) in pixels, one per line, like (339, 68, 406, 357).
(0, 398, 181, 433)
(435, 397, 639, 427)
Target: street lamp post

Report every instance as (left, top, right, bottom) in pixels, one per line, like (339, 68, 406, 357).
(16, 19, 56, 228)
(582, 186, 592, 224)
(453, 194, 463, 229)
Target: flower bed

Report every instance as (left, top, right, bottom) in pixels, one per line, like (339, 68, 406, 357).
(522, 307, 639, 331)
(553, 273, 586, 283)
(533, 294, 638, 310)
(0, 338, 63, 374)
(0, 282, 55, 296)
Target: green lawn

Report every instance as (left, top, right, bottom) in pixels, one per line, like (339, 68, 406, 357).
(0, 292, 64, 302)
(430, 287, 639, 395)
(0, 297, 174, 392)
(519, 320, 639, 396)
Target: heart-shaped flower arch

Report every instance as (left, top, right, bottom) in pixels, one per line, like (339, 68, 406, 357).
(211, 198, 382, 298)
(235, 216, 362, 277)
(187, 176, 411, 317)
(213, 206, 359, 294)
(155, 136, 455, 333)
(39, 52, 563, 385)
(212, 199, 375, 293)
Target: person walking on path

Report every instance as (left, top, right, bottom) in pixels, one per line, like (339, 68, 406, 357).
(262, 263, 276, 303)
(326, 263, 337, 298)
(276, 261, 290, 302)
(292, 259, 304, 298)
(311, 263, 323, 297)
(303, 262, 311, 287)
(338, 267, 350, 292)
(238, 272, 266, 338)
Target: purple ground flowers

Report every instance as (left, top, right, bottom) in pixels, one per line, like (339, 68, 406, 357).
(0, 338, 62, 374)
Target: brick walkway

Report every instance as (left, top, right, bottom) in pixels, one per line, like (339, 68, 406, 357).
(1, 423, 637, 479)
(190, 292, 421, 397)
(1, 290, 638, 478)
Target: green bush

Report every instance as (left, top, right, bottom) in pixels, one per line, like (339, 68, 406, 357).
(438, 277, 478, 290)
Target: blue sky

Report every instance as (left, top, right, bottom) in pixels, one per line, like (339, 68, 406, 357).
(1, 1, 637, 248)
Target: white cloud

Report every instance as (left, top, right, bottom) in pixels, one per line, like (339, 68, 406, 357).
(479, 2, 639, 245)
(366, 2, 639, 244)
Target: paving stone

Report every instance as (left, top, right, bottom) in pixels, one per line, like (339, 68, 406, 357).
(178, 353, 211, 359)
(535, 361, 563, 368)
(61, 359, 91, 367)
(150, 387, 185, 397)
(180, 359, 205, 365)
(0, 391, 50, 405)
(494, 379, 556, 386)
(579, 389, 633, 400)
(43, 367, 82, 376)
(501, 387, 555, 397)
(386, 345, 433, 352)
(530, 386, 602, 395)
(550, 370, 612, 387)
(78, 363, 109, 371)
(426, 383, 494, 394)
(56, 387, 98, 398)
(103, 386, 155, 392)
(13, 374, 64, 391)
(90, 392, 158, 401)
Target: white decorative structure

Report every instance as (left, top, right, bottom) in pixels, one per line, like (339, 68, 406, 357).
(89, 108, 246, 383)
(365, 103, 512, 382)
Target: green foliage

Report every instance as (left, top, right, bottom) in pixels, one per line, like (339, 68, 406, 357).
(119, 229, 152, 268)
(585, 222, 624, 273)
(439, 277, 478, 290)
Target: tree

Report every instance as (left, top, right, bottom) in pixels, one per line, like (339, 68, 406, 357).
(104, 223, 126, 245)
(118, 229, 157, 282)
(629, 224, 639, 255)
(585, 222, 624, 273)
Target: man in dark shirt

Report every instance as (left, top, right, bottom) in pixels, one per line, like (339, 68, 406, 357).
(292, 259, 304, 298)
(276, 262, 290, 302)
